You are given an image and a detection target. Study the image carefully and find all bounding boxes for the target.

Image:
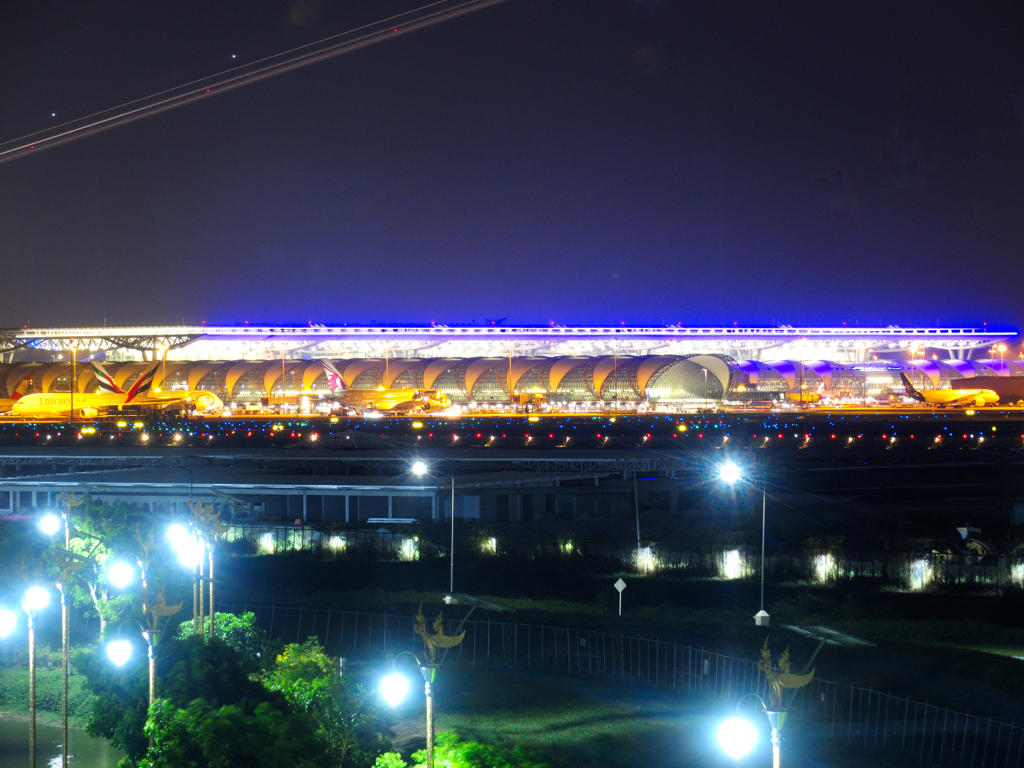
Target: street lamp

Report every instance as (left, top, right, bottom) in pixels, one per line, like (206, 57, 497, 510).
(718, 693, 788, 768)
(38, 492, 84, 768)
(718, 461, 770, 626)
(105, 620, 155, 707)
(380, 651, 439, 768)
(411, 462, 457, 593)
(23, 585, 51, 768)
(168, 523, 206, 633)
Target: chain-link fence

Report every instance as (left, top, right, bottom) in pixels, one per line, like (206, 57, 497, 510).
(213, 601, 1024, 768)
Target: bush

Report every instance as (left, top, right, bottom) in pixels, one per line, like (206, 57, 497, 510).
(375, 731, 548, 768)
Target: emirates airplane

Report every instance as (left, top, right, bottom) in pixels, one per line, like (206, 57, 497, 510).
(5, 363, 223, 418)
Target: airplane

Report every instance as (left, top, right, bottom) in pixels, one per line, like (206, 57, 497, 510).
(5, 363, 224, 418)
(899, 373, 999, 408)
(0, 374, 34, 412)
(318, 360, 451, 414)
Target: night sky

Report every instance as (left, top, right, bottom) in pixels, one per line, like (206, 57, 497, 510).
(1, 1, 1023, 330)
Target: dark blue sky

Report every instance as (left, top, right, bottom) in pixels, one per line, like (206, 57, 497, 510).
(1, 1, 1023, 330)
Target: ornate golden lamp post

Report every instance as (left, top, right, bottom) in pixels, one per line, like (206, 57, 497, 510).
(380, 606, 465, 768)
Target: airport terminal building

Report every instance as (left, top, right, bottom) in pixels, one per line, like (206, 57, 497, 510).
(0, 325, 1017, 406)
(1, 354, 1022, 408)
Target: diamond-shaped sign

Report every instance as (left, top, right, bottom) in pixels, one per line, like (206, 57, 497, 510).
(614, 578, 626, 593)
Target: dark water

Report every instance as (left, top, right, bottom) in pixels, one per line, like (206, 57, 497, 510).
(0, 719, 122, 767)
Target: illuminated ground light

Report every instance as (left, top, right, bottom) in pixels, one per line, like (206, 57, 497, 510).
(560, 539, 574, 555)
(481, 537, 497, 554)
(814, 553, 839, 583)
(721, 549, 745, 580)
(327, 535, 346, 551)
(400, 537, 419, 561)
(634, 546, 659, 573)
(260, 533, 276, 554)
(907, 558, 933, 591)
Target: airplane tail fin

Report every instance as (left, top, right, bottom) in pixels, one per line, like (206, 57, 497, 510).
(321, 360, 347, 392)
(10, 374, 32, 401)
(91, 362, 123, 394)
(899, 372, 923, 400)
(124, 364, 159, 403)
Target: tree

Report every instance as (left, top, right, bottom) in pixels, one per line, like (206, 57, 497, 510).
(176, 612, 277, 669)
(44, 497, 148, 637)
(85, 631, 335, 767)
(140, 696, 328, 768)
(265, 639, 393, 768)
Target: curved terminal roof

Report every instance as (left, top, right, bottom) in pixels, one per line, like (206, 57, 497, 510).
(3, 356, 1020, 403)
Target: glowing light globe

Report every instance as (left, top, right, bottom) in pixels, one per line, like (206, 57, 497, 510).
(107, 639, 133, 667)
(24, 587, 50, 613)
(411, 461, 428, 476)
(39, 514, 62, 536)
(717, 716, 757, 759)
(719, 462, 742, 485)
(380, 673, 410, 707)
(108, 562, 134, 588)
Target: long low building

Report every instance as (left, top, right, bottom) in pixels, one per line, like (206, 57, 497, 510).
(2, 355, 1022, 406)
(0, 324, 1015, 363)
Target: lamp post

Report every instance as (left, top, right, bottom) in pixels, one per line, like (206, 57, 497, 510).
(719, 461, 769, 626)
(39, 492, 85, 768)
(68, 341, 79, 419)
(381, 651, 441, 768)
(23, 586, 51, 768)
(167, 522, 205, 633)
(411, 462, 456, 593)
(106, 549, 183, 749)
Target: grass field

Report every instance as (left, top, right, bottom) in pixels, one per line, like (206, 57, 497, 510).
(218, 552, 1024, 725)
(383, 663, 907, 768)
(0, 668, 95, 727)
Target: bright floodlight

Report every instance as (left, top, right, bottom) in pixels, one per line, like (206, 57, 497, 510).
(167, 524, 203, 568)
(39, 514, 62, 536)
(107, 639, 133, 667)
(24, 587, 50, 613)
(719, 461, 742, 485)
(0, 608, 15, 637)
(717, 716, 758, 759)
(411, 461, 428, 476)
(380, 673, 410, 707)
(166, 523, 191, 548)
(108, 562, 135, 588)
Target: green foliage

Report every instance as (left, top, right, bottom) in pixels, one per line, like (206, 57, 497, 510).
(176, 612, 275, 668)
(140, 697, 327, 768)
(79, 636, 151, 762)
(265, 638, 393, 768)
(376, 732, 548, 768)
(374, 753, 409, 768)
(265, 638, 335, 689)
